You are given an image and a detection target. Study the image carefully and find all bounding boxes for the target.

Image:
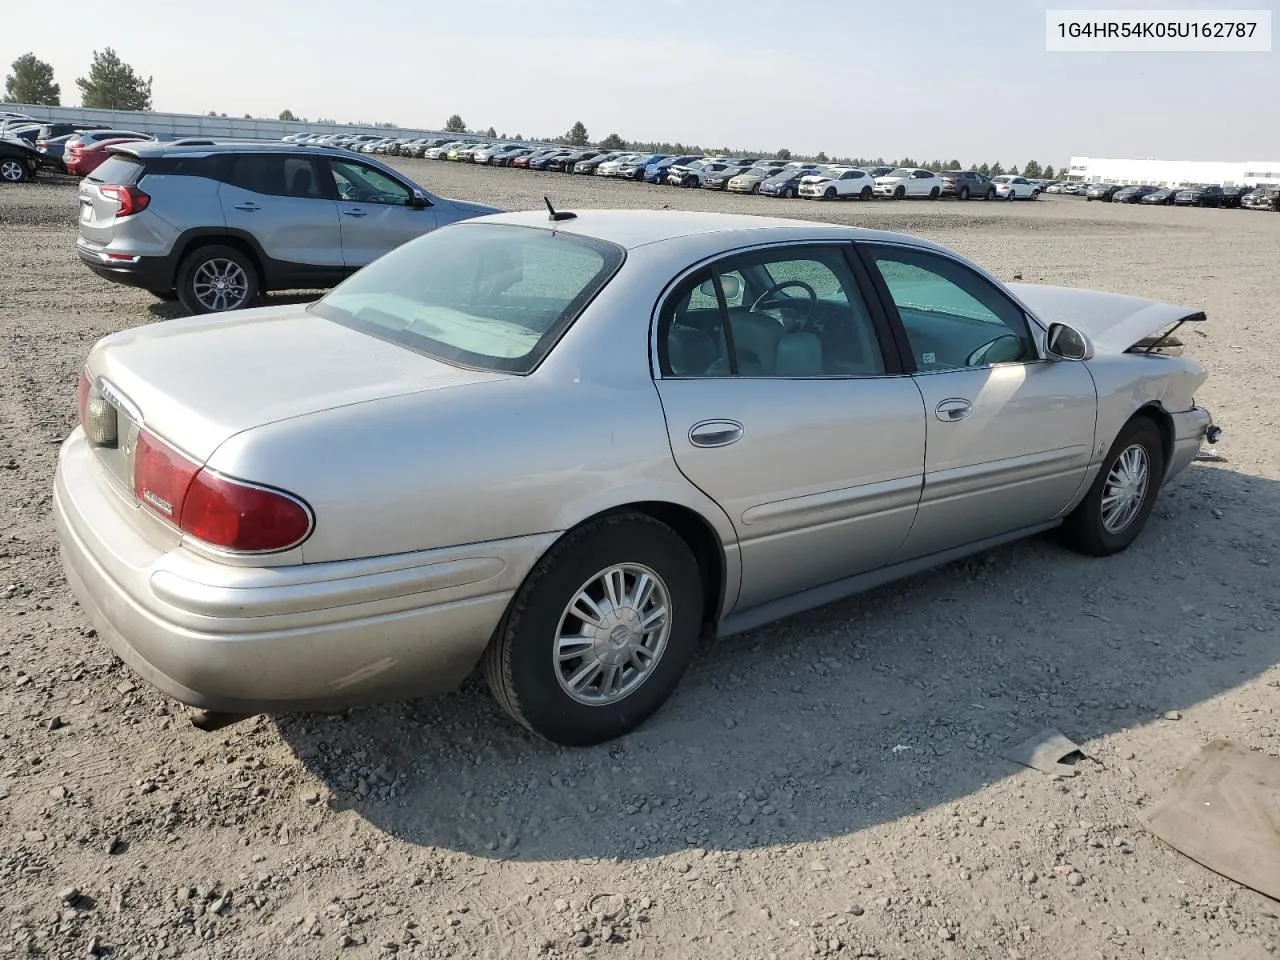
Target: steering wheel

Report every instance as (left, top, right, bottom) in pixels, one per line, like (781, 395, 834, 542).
(750, 280, 818, 329)
(965, 333, 1025, 367)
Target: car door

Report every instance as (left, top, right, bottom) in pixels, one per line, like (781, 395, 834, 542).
(218, 153, 344, 272)
(908, 170, 930, 196)
(323, 157, 437, 269)
(653, 243, 927, 612)
(857, 242, 1097, 559)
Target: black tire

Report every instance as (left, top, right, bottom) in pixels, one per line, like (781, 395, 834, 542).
(986, 187, 996, 200)
(958, 186, 970, 201)
(483, 512, 703, 746)
(860, 185, 872, 200)
(893, 185, 905, 199)
(175, 244, 260, 316)
(750, 183, 760, 194)
(1031, 189, 1040, 200)
(0, 158, 30, 183)
(824, 186, 837, 200)
(1059, 417, 1165, 557)
(783, 186, 795, 198)
(928, 186, 940, 199)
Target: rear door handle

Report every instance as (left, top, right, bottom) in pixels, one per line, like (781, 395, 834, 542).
(935, 398, 973, 422)
(689, 420, 743, 448)
(233, 202, 260, 212)
(342, 208, 367, 217)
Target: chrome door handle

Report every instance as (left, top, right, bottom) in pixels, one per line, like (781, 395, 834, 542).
(934, 398, 973, 422)
(342, 208, 367, 217)
(233, 202, 260, 211)
(689, 420, 743, 448)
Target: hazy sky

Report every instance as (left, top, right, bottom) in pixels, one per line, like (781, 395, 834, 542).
(4, 0, 1277, 166)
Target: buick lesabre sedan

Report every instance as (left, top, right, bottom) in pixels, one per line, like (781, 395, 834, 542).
(56, 210, 1220, 746)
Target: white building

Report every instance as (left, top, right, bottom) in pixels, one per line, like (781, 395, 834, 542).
(1065, 157, 1280, 188)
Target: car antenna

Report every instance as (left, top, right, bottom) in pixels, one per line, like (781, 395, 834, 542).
(544, 197, 577, 222)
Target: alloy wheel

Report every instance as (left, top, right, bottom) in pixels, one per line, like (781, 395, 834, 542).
(1, 159, 25, 182)
(1101, 444, 1150, 533)
(553, 563, 671, 706)
(191, 258, 250, 312)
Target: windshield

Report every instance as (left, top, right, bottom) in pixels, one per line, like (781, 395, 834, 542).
(311, 224, 625, 374)
(885, 168, 913, 178)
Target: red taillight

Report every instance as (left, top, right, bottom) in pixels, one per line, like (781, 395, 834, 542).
(77, 369, 91, 426)
(98, 184, 150, 217)
(181, 471, 312, 553)
(132, 430, 312, 553)
(134, 430, 200, 522)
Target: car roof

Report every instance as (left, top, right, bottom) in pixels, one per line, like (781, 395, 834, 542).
(112, 140, 356, 159)
(469, 208, 949, 253)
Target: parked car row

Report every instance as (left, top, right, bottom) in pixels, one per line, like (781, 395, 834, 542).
(1040, 179, 1275, 209)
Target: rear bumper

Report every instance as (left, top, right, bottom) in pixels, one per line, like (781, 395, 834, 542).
(54, 429, 553, 713)
(77, 240, 178, 292)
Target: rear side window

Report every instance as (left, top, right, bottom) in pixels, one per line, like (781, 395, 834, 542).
(311, 223, 624, 374)
(225, 154, 322, 198)
(86, 156, 144, 185)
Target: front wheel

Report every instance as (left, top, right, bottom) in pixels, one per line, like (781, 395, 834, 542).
(0, 158, 30, 183)
(824, 186, 837, 200)
(483, 513, 703, 746)
(783, 186, 795, 198)
(1059, 417, 1165, 556)
(176, 244, 260, 315)
(893, 185, 905, 199)
(860, 185, 872, 200)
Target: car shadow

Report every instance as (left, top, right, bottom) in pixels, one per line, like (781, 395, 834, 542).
(275, 459, 1277, 862)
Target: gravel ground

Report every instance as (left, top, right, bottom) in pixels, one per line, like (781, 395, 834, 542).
(2, 161, 1279, 960)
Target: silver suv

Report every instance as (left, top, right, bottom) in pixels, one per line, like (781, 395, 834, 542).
(76, 141, 500, 314)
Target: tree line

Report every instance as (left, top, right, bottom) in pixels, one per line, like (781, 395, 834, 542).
(4, 50, 152, 111)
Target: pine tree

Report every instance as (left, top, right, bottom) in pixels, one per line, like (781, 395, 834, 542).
(4, 53, 60, 105)
(76, 48, 152, 110)
(444, 114, 466, 133)
(1023, 160, 1042, 178)
(278, 109, 297, 121)
(977, 163, 990, 176)
(565, 121, 589, 146)
(1043, 164, 1056, 179)
(598, 133, 626, 150)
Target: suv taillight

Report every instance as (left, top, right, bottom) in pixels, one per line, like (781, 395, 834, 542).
(133, 430, 313, 553)
(98, 184, 150, 217)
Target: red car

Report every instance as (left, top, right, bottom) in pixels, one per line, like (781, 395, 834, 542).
(65, 131, 151, 177)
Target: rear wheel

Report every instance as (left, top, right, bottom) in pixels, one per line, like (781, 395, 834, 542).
(1060, 417, 1165, 556)
(483, 512, 703, 746)
(1, 158, 29, 183)
(176, 244, 260, 315)
(958, 186, 970, 200)
(928, 186, 940, 199)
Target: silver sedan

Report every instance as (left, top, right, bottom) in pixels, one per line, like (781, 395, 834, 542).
(55, 210, 1221, 745)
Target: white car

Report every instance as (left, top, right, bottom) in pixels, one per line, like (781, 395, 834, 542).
(596, 154, 640, 177)
(424, 141, 465, 160)
(798, 167, 876, 200)
(992, 175, 1041, 200)
(874, 168, 944, 199)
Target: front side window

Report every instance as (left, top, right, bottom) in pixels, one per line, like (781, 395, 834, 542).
(328, 159, 412, 205)
(864, 244, 1035, 372)
(311, 224, 624, 374)
(659, 246, 887, 378)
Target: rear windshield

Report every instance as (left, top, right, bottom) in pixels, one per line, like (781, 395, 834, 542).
(86, 155, 144, 184)
(311, 223, 625, 374)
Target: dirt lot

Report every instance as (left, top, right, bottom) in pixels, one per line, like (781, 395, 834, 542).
(2, 161, 1279, 960)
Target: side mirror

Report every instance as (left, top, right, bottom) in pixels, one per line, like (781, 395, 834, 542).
(410, 191, 429, 209)
(1045, 322, 1093, 361)
(697, 275, 743, 301)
